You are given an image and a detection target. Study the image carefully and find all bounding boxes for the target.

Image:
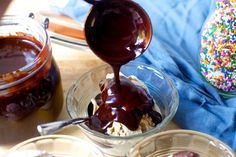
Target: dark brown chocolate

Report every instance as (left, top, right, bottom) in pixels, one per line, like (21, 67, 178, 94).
(85, 0, 161, 134)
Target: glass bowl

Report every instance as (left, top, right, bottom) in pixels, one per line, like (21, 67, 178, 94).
(66, 61, 179, 157)
(6, 134, 104, 157)
(127, 129, 235, 157)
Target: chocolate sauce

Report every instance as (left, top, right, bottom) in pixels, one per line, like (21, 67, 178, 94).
(85, 0, 161, 133)
(85, 0, 152, 65)
(173, 151, 200, 157)
(0, 38, 40, 75)
(88, 76, 162, 133)
(0, 36, 63, 121)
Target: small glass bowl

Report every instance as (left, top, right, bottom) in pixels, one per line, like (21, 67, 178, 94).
(66, 61, 179, 156)
(6, 135, 104, 157)
(127, 129, 235, 157)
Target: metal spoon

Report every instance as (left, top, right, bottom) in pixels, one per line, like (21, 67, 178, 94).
(37, 117, 90, 136)
(37, 101, 95, 136)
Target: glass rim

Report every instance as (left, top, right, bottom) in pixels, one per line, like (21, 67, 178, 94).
(7, 134, 104, 156)
(128, 129, 235, 156)
(0, 15, 50, 89)
(66, 61, 179, 140)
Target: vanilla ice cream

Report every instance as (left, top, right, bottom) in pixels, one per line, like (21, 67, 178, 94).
(91, 73, 162, 136)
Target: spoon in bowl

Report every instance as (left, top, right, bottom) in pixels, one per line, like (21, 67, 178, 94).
(37, 117, 90, 136)
(37, 101, 94, 135)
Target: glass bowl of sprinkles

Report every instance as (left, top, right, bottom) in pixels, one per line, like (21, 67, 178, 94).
(199, 0, 236, 97)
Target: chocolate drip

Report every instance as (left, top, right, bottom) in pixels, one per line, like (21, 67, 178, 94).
(0, 37, 40, 75)
(84, 0, 161, 134)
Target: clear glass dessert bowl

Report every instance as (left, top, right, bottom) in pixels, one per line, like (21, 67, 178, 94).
(127, 129, 235, 157)
(6, 134, 104, 157)
(66, 61, 179, 157)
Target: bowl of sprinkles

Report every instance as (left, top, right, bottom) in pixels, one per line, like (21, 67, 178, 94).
(200, 0, 236, 97)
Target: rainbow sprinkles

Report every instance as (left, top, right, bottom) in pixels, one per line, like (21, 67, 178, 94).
(200, 0, 236, 93)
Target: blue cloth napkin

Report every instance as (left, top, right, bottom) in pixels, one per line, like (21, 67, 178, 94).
(54, 0, 236, 151)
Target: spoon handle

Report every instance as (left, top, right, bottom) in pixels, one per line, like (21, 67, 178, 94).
(37, 118, 89, 136)
(83, 0, 102, 5)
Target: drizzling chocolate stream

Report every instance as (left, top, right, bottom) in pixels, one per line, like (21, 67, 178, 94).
(84, 0, 161, 134)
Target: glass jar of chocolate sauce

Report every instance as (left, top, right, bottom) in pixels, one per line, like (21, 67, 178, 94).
(0, 15, 63, 145)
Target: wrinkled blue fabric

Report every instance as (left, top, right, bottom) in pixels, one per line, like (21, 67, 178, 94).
(54, 0, 236, 151)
